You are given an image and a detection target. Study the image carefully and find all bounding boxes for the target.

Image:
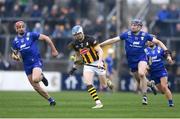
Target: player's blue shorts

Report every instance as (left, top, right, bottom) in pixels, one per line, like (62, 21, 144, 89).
(24, 60, 43, 76)
(127, 54, 147, 72)
(149, 68, 168, 84)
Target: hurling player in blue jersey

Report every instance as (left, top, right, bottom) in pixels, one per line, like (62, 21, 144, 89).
(100, 19, 173, 105)
(11, 21, 59, 106)
(145, 41, 174, 107)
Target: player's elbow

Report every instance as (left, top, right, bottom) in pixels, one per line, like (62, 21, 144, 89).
(40, 34, 51, 41)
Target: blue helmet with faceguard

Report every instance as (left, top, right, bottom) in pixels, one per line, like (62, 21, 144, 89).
(131, 19, 143, 26)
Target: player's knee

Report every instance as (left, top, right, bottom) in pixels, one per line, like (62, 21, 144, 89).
(33, 79, 39, 83)
(161, 85, 168, 93)
(138, 71, 145, 78)
(32, 76, 41, 83)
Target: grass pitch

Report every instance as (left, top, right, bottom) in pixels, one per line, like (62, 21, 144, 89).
(0, 91, 179, 118)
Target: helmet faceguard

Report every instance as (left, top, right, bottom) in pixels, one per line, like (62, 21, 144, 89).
(130, 19, 143, 33)
(131, 19, 143, 27)
(72, 25, 84, 41)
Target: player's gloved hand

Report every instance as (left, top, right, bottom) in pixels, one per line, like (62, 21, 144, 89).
(11, 52, 21, 61)
(69, 67, 77, 75)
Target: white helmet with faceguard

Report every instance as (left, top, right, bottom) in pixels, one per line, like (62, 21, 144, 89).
(72, 25, 84, 40)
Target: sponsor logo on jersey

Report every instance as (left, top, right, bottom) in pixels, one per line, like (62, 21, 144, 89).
(80, 48, 89, 54)
(133, 41, 140, 45)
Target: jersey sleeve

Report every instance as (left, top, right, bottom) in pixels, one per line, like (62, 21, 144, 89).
(68, 41, 78, 51)
(119, 32, 127, 40)
(89, 37, 99, 47)
(31, 32, 40, 41)
(12, 40, 18, 51)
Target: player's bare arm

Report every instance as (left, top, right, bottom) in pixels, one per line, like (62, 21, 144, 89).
(100, 36, 120, 47)
(152, 37, 174, 64)
(152, 37, 168, 50)
(94, 44, 104, 68)
(39, 34, 59, 57)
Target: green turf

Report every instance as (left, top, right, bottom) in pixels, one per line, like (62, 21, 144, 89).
(0, 91, 179, 118)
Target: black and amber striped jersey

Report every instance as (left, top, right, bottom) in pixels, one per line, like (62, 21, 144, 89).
(69, 35, 99, 64)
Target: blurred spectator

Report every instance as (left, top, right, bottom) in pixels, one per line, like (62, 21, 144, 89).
(67, 7, 78, 27)
(52, 25, 64, 38)
(31, 4, 41, 17)
(0, 6, 6, 17)
(18, 0, 29, 12)
(155, 4, 170, 36)
(64, 23, 72, 37)
(43, 24, 52, 36)
(33, 22, 43, 33)
(94, 15, 105, 41)
(168, 4, 179, 36)
(168, 4, 179, 19)
(5, 0, 15, 16)
(156, 4, 169, 21)
(175, 23, 180, 37)
(12, 4, 21, 17)
(49, 4, 59, 18)
(105, 48, 115, 83)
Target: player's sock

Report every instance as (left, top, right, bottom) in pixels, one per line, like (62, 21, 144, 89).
(41, 73, 48, 86)
(142, 95, 148, 105)
(48, 97, 56, 106)
(48, 97, 55, 103)
(87, 85, 101, 104)
(168, 100, 174, 107)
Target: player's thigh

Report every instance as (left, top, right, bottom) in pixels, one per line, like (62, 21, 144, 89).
(83, 70, 94, 85)
(138, 61, 148, 76)
(32, 67, 42, 80)
(132, 71, 140, 82)
(160, 77, 168, 89)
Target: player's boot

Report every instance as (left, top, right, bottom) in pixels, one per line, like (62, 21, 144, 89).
(169, 103, 174, 107)
(50, 101, 56, 106)
(92, 103, 103, 109)
(149, 80, 157, 95)
(168, 100, 174, 107)
(41, 73, 48, 86)
(142, 96, 148, 105)
(107, 79, 114, 90)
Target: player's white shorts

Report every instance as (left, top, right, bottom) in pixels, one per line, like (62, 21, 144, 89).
(83, 60, 106, 75)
